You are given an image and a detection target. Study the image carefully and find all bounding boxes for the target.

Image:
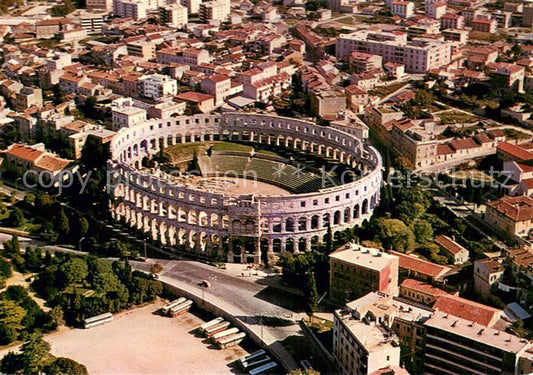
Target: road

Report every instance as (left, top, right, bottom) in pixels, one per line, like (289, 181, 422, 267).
(133, 259, 305, 371)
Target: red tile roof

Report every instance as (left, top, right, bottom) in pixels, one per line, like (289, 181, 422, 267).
(434, 235, 468, 256)
(433, 295, 501, 327)
(392, 251, 451, 280)
(400, 278, 453, 298)
(5, 144, 43, 162)
(497, 142, 533, 161)
(486, 195, 533, 222)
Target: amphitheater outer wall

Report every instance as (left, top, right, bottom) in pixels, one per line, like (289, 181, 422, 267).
(108, 112, 382, 263)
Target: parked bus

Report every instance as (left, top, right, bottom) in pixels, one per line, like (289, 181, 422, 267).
(84, 312, 113, 329)
(169, 300, 193, 317)
(161, 298, 186, 315)
(211, 327, 239, 343)
(238, 349, 266, 366)
(217, 332, 246, 349)
(199, 317, 225, 334)
(205, 321, 231, 337)
(241, 356, 271, 371)
(248, 361, 277, 375)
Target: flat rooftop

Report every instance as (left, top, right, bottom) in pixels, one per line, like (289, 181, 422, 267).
(425, 311, 531, 354)
(330, 244, 398, 272)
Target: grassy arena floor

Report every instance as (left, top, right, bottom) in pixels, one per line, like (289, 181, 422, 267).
(164, 142, 254, 163)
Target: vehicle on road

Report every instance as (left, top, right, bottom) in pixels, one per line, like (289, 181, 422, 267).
(205, 321, 231, 337)
(212, 327, 240, 343)
(238, 349, 266, 366)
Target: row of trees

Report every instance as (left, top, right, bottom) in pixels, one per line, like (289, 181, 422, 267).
(1, 333, 88, 375)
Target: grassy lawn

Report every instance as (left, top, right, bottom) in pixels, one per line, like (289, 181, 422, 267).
(336, 16, 356, 25)
(164, 141, 253, 163)
(438, 110, 480, 125)
(369, 82, 408, 98)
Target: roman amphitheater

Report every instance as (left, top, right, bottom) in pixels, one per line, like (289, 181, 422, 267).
(108, 112, 382, 263)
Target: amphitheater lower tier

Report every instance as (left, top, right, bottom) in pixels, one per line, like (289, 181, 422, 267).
(108, 112, 382, 264)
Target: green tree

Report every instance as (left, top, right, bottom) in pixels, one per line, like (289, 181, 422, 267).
(55, 207, 70, 240)
(24, 193, 36, 205)
(412, 220, 433, 244)
(60, 258, 88, 286)
(45, 306, 65, 330)
(6, 208, 24, 227)
(304, 271, 318, 316)
(45, 357, 88, 375)
(20, 333, 53, 374)
(324, 223, 333, 254)
(375, 218, 415, 253)
(0, 299, 27, 344)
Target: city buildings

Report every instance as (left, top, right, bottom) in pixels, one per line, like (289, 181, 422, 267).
(159, 4, 188, 28)
(434, 235, 470, 265)
(138, 74, 178, 99)
(336, 30, 452, 73)
(424, 311, 532, 374)
(485, 195, 533, 238)
(473, 258, 504, 297)
(329, 243, 399, 305)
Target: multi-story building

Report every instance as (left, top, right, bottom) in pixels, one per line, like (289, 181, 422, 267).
(157, 48, 211, 67)
(201, 74, 232, 106)
(390, 1, 414, 18)
(310, 88, 346, 119)
(126, 40, 156, 59)
(433, 294, 503, 328)
(471, 18, 497, 34)
(15, 87, 43, 111)
(336, 30, 452, 73)
(334, 292, 433, 374)
(424, 311, 533, 375)
(487, 62, 525, 93)
(199, 0, 230, 22)
(426, 1, 446, 19)
(349, 52, 383, 74)
(138, 74, 178, 99)
(181, 0, 201, 14)
(390, 118, 438, 169)
(159, 4, 188, 28)
(333, 300, 401, 375)
(116, 0, 147, 20)
(473, 258, 504, 297)
(440, 13, 464, 29)
(485, 195, 533, 238)
(111, 103, 148, 130)
(329, 243, 399, 305)
(86, 0, 112, 12)
(523, 4, 533, 27)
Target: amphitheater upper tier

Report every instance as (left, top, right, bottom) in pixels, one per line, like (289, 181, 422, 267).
(108, 112, 382, 263)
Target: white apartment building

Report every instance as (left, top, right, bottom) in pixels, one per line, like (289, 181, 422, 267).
(336, 30, 452, 73)
(390, 1, 414, 18)
(112, 105, 147, 130)
(426, 1, 446, 19)
(199, 0, 230, 22)
(138, 74, 178, 99)
(181, 0, 201, 14)
(87, 0, 112, 12)
(46, 52, 72, 71)
(201, 74, 232, 106)
(156, 47, 211, 67)
(334, 302, 401, 375)
(159, 4, 188, 28)
(115, 0, 147, 20)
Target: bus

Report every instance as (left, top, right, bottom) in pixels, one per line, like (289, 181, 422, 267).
(217, 332, 246, 349)
(205, 321, 231, 337)
(238, 349, 266, 366)
(241, 356, 271, 371)
(211, 327, 240, 343)
(169, 300, 193, 317)
(199, 317, 225, 334)
(84, 312, 113, 329)
(300, 360, 313, 371)
(161, 298, 186, 315)
(248, 362, 277, 375)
